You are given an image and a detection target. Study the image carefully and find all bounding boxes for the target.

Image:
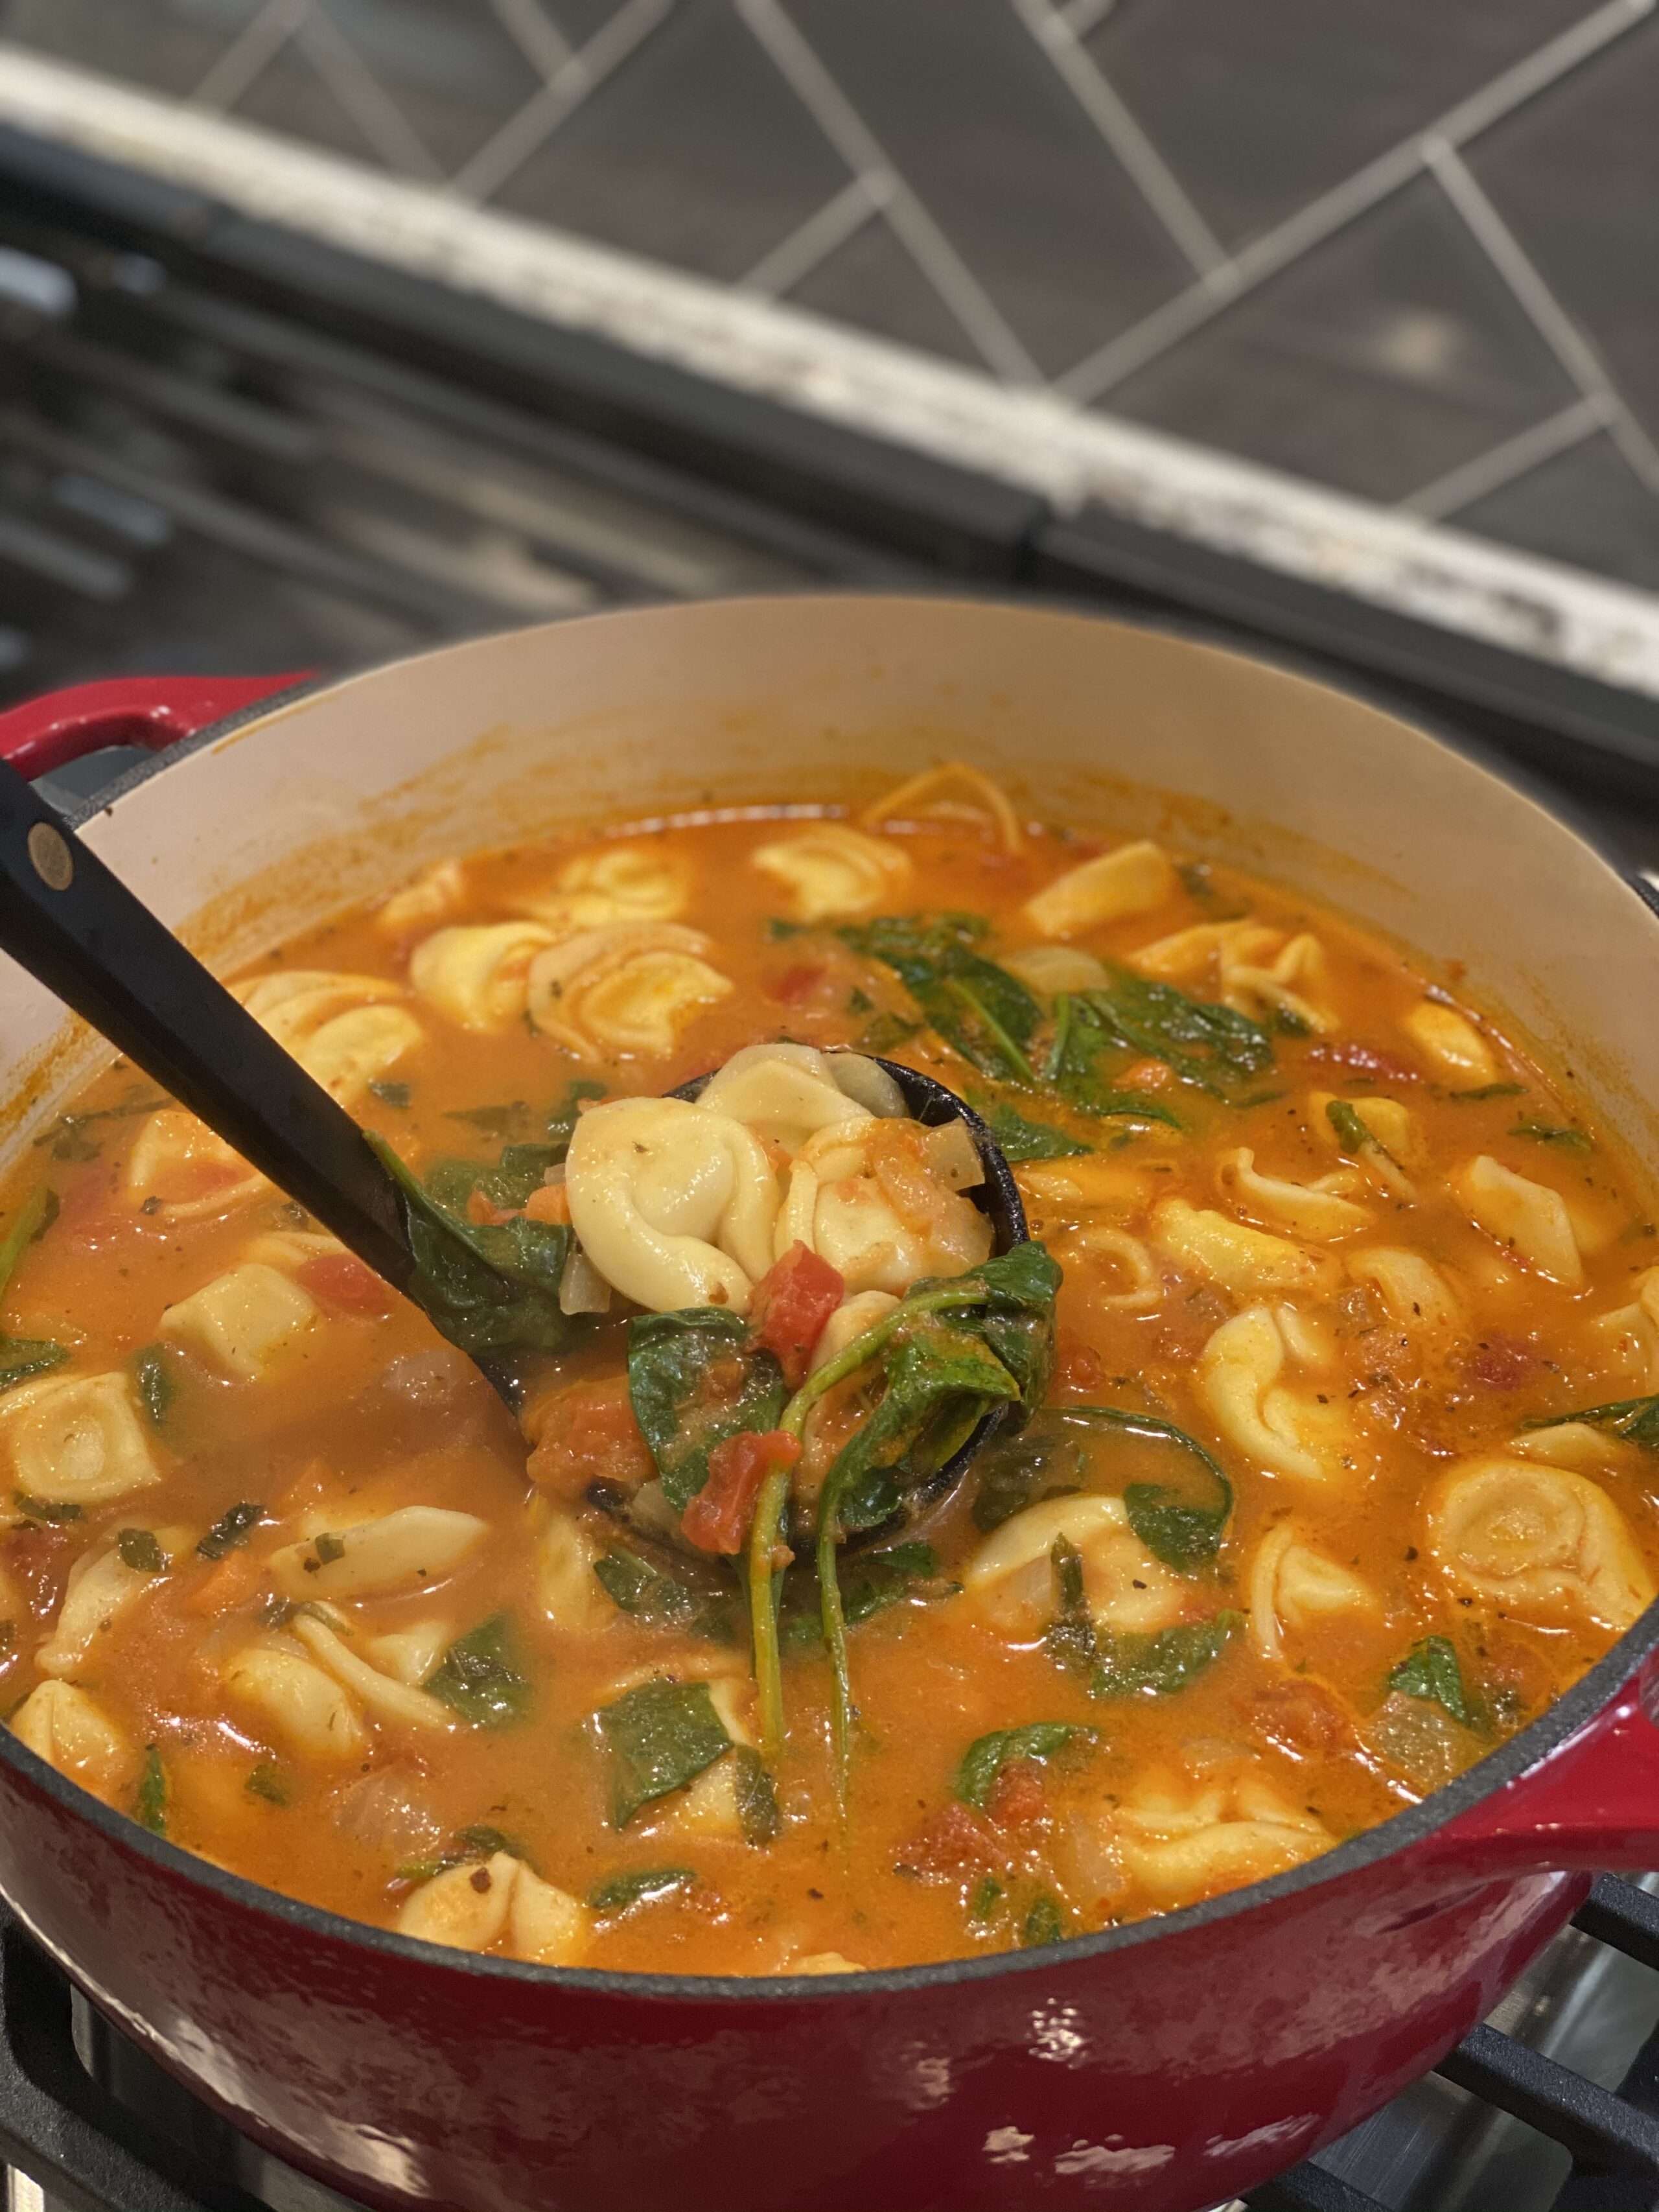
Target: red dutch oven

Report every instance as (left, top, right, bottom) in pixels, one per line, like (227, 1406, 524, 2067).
(0, 598, 1657, 2212)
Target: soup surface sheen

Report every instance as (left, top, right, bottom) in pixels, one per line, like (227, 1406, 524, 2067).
(3, 767, 1655, 1977)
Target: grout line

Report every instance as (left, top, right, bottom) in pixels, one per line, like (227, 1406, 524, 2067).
(1400, 395, 1610, 521)
(292, 9, 444, 181)
(739, 173, 891, 297)
(447, 0, 674, 204)
(1056, 0, 1655, 402)
(190, 0, 308, 112)
(1424, 137, 1659, 499)
(736, 0, 1044, 385)
(1, 47, 1656, 695)
(489, 0, 577, 82)
(1008, 0, 1227, 279)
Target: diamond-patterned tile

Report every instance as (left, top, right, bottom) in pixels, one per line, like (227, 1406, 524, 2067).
(542, 0, 633, 45)
(1089, 0, 1597, 254)
(300, 0, 550, 177)
(781, 0, 1194, 377)
(1, 0, 266, 99)
(1468, 17, 1659, 450)
(228, 31, 426, 174)
(1457, 432, 1659, 594)
(1102, 174, 1579, 504)
(485, 0, 850, 285)
(785, 213, 988, 369)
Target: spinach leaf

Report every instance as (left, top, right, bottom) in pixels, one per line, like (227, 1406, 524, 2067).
(974, 1099, 1089, 1163)
(627, 1310, 787, 1514)
(1510, 1119, 1592, 1154)
(856, 1010, 921, 1054)
(732, 1746, 781, 1845)
(1074, 971, 1273, 1097)
(1091, 1614, 1241, 1701)
(1045, 1537, 1098, 1681)
(1071, 1406, 1233, 1570)
(1450, 1082, 1526, 1101)
(33, 1091, 163, 1162)
(1023, 1893, 1065, 1948)
(1387, 1635, 1476, 1727)
(197, 1502, 264, 1561)
(1047, 994, 1184, 1127)
(841, 914, 1042, 1082)
(1526, 1394, 1659, 1449)
(971, 1419, 1087, 1532)
(131, 1345, 176, 1429)
(783, 1542, 955, 1646)
(423, 1614, 531, 1728)
(15, 1492, 80, 1525)
(445, 1102, 528, 1136)
(135, 1746, 167, 1836)
(545, 1078, 608, 1153)
(969, 1874, 1004, 1922)
(599, 1680, 732, 1827)
(588, 1865, 697, 1911)
(592, 1546, 737, 1642)
(367, 1079, 410, 1108)
(369, 1134, 581, 1364)
(955, 1722, 1096, 1810)
(0, 1186, 67, 1393)
(117, 1528, 164, 1573)
(245, 1761, 290, 1806)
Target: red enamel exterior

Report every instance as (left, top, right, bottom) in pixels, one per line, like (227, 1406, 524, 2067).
(3, 662, 1659, 2212)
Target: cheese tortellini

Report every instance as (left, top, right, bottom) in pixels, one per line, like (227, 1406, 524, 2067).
(750, 824, 911, 922)
(410, 922, 555, 1034)
(161, 1262, 319, 1380)
(517, 843, 688, 932)
(1426, 1457, 1654, 1631)
(564, 1095, 780, 1315)
(1198, 1305, 1360, 1487)
(126, 1110, 266, 1220)
(1130, 919, 1334, 1033)
(1248, 1522, 1379, 1659)
(1151, 1196, 1339, 1299)
(1, 1371, 161, 1509)
(1023, 839, 1176, 938)
(1456, 1154, 1585, 1287)
(526, 922, 732, 1058)
(1216, 1148, 1369, 1242)
(774, 1115, 992, 1294)
(396, 1851, 590, 1964)
(1107, 1755, 1334, 1910)
(234, 969, 421, 1104)
(697, 1041, 892, 1149)
(966, 1495, 1190, 1639)
(37, 1525, 189, 1677)
(1404, 1000, 1498, 1085)
(10, 1681, 135, 1797)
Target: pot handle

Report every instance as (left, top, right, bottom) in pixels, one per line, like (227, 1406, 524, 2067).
(0, 673, 310, 780)
(1428, 1660, 1659, 1872)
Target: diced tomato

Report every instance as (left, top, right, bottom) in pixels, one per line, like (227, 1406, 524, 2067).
(747, 1242, 845, 1387)
(296, 1252, 393, 1316)
(682, 1428, 800, 1555)
(1054, 1334, 1104, 1395)
(184, 1550, 262, 1618)
(904, 1802, 999, 1881)
(523, 1182, 571, 1224)
(526, 1379, 655, 1500)
(465, 1188, 519, 1228)
(769, 964, 827, 1006)
(986, 1759, 1047, 1830)
(1461, 1335, 1540, 1391)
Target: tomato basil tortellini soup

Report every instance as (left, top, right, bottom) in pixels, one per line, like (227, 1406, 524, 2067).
(1, 760, 1655, 1975)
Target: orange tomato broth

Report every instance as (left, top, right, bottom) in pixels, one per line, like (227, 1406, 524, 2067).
(1, 780, 1656, 1978)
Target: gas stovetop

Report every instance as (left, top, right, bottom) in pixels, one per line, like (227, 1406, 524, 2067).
(3, 117, 1659, 2212)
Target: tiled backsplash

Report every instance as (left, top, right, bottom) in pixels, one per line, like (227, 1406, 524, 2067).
(2, 0, 1656, 593)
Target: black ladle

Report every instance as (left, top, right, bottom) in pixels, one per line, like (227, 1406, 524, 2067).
(0, 762, 421, 1299)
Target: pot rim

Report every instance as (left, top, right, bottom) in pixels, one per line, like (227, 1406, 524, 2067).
(8, 592, 1658, 2005)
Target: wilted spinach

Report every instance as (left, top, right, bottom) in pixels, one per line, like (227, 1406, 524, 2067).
(1387, 1635, 1478, 1727)
(587, 1865, 697, 1911)
(424, 1614, 531, 1728)
(135, 1746, 167, 1836)
(1526, 1394, 1659, 1449)
(971, 1406, 1231, 1568)
(599, 1680, 732, 1827)
(196, 1502, 264, 1561)
(117, 1528, 165, 1574)
(1047, 1536, 1239, 1699)
(973, 1099, 1089, 1163)
(840, 914, 1042, 1082)
(131, 1344, 176, 1429)
(1071, 971, 1273, 1098)
(627, 1310, 787, 1514)
(592, 1544, 737, 1642)
(782, 1541, 955, 1647)
(955, 1722, 1096, 1810)
(0, 1186, 66, 1394)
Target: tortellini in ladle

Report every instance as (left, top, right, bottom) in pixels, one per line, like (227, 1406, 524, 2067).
(1425, 1456, 1654, 1631)
(696, 1041, 901, 1149)
(564, 1095, 780, 1315)
(774, 1115, 991, 1295)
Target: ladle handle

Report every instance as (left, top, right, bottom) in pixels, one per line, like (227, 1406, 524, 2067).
(0, 758, 415, 1292)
